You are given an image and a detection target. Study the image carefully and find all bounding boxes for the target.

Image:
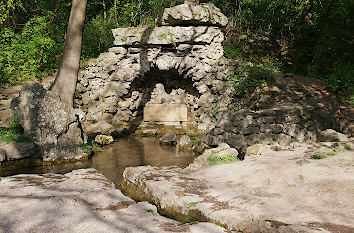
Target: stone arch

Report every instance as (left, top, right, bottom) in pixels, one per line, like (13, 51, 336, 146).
(75, 3, 235, 137)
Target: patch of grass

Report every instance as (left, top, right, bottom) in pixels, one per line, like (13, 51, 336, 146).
(181, 216, 197, 224)
(207, 155, 240, 165)
(211, 148, 226, 154)
(326, 151, 336, 156)
(0, 120, 32, 143)
(313, 152, 327, 159)
(344, 144, 352, 150)
(146, 209, 153, 213)
(188, 202, 197, 208)
(313, 146, 350, 159)
(333, 147, 346, 153)
(81, 140, 105, 156)
(190, 137, 198, 142)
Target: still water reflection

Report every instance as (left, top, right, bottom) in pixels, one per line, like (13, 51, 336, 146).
(0, 137, 196, 187)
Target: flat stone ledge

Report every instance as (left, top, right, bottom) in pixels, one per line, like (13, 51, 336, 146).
(144, 104, 188, 122)
(112, 26, 224, 46)
(158, 3, 228, 27)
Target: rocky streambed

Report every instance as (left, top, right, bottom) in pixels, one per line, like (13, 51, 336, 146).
(1, 138, 354, 233)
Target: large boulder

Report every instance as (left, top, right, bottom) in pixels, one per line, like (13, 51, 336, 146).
(10, 83, 86, 161)
(157, 3, 228, 27)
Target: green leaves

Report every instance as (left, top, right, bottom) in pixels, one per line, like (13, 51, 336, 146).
(0, 14, 55, 88)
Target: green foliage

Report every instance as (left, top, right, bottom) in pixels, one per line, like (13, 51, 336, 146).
(0, 14, 55, 88)
(229, 65, 274, 96)
(207, 155, 240, 165)
(81, 140, 105, 156)
(0, 0, 23, 25)
(82, 15, 116, 59)
(0, 120, 32, 143)
(313, 152, 327, 160)
(90, 119, 98, 124)
(313, 146, 350, 159)
(188, 202, 197, 207)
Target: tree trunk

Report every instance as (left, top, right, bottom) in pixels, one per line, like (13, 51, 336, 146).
(50, 0, 88, 107)
(184, 0, 199, 5)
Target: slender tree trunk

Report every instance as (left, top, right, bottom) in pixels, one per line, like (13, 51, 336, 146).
(50, 0, 88, 107)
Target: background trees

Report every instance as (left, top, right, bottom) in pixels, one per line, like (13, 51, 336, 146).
(0, 0, 353, 100)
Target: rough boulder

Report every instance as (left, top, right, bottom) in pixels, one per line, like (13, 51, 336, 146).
(10, 82, 86, 161)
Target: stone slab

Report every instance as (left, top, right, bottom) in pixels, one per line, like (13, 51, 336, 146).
(112, 26, 224, 46)
(0, 169, 228, 233)
(158, 3, 228, 27)
(144, 104, 187, 122)
(123, 142, 354, 232)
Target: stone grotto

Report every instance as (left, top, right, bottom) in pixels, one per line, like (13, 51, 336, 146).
(75, 3, 237, 137)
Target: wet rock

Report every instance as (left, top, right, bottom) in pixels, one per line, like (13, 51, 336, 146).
(10, 83, 86, 161)
(95, 135, 114, 145)
(160, 133, 177, 145)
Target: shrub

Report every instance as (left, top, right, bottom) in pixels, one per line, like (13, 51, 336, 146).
(0, 14, 55, 88)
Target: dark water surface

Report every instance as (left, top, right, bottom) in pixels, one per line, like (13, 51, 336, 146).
(0, 137, 197, 187)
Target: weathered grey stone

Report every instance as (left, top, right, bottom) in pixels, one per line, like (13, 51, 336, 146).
(0, 168, 228, 232)
(188, 143, 238, 169)
(10, 83, 86, 161)
(0, 142, 36, 161)
(158, 3, 228, 27)
(95, 135, 114, 145)
(179, 135, 191, 147)
(317, 129, 349, 142)
(226, 134, 247, 149)
(160, 133, 177, 145)
(112, 26, 224, 46)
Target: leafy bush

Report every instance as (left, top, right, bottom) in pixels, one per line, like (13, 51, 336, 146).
(0, 14, 55, 88)
(230, 65, 274, 97)
(82, 15, 116, 59)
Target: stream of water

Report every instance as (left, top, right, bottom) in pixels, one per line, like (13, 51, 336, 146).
(0, 137, 197, 188)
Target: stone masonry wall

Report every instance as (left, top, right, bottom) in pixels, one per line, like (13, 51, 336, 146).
(74, 3, 236, 137)
(202, 105, 319, 152)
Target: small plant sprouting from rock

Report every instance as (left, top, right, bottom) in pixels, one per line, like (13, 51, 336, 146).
(211, 148, 226, 154)
(189, 137, 199, 144)
(213, 109, 222, 116)
(207, 155, 240, 165)
(90, 119, 98, 124)
(188, 202, 197, 208)
(146, 209, 153, 213)
(81, 140, 105, 156)
(313, 152, 326, 159)
(312, 146, 350, 159)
